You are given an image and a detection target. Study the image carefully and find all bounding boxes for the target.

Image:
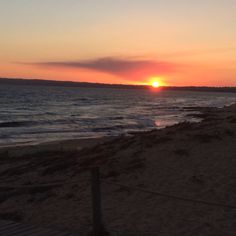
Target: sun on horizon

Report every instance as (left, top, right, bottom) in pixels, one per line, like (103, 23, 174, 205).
(152, 81, 160, 88)
(149, 77, 163, 88)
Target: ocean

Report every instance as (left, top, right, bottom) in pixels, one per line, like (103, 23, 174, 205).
(0, 84, 235, 147)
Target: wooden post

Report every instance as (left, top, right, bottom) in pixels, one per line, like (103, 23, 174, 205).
(90, 167, 107, 236)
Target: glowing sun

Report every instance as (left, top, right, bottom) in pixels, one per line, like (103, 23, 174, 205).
(152, 81, 160, 88)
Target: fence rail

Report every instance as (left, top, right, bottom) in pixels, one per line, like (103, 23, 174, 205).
(1, 166, 236, 235)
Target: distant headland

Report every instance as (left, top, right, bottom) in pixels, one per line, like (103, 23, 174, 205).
(1, 77, 236, 93)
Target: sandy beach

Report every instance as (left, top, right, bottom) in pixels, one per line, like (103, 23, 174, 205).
(0, 104, 236, 235)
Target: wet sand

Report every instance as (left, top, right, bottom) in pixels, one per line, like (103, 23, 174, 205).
(0, 104, 236, 235)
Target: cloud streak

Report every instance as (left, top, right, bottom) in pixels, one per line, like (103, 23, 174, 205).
(32, 57, 178, 78)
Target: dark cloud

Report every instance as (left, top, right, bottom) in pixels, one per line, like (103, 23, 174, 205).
(33, 57, 178, 77)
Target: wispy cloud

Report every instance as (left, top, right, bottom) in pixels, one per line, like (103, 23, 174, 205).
(30, 57, 178, 77)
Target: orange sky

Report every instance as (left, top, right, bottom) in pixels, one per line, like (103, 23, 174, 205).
(0, 0, 235, 86)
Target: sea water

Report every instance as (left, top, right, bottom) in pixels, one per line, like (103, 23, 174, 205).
(0, 84, 235, 147)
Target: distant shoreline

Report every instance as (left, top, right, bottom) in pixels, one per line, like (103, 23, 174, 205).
(1, 77, 236, 93)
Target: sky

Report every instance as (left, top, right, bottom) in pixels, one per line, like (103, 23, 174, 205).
(0, 0, 235, 86)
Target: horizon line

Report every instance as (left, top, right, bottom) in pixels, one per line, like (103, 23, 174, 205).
(1, 77, 236, 89)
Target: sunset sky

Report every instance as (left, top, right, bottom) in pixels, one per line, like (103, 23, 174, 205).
(0, 0, 235, 86)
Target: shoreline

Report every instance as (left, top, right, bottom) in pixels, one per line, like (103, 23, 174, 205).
(1, 98, 235, 154)
(0, 102, 225, 158)
(0, 105, 212, 158)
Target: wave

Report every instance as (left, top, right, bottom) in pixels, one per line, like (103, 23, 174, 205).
(0, 118, 79, 128)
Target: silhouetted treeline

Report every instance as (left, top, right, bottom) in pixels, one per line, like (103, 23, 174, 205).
(0, 78, 236, 93)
